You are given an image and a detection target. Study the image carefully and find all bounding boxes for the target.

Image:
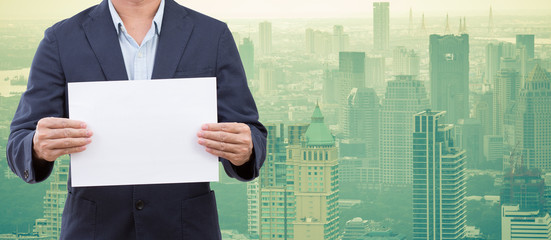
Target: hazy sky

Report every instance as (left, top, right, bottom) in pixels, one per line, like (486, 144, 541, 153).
(0, 0, 550, 20)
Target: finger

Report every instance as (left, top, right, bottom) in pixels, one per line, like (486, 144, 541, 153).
(49, 146, 88, 159)
(198, 131, 248, 145)
(204, 147, 238, 162)
(38, 117, 87, 129)
(201, 123, 249, 134)
(198, 138, 241, 154)
(45, 128, 92, 139)
(45, 138, 92, 150)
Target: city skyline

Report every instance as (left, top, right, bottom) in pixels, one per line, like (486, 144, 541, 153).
(1, 0, 551, 20)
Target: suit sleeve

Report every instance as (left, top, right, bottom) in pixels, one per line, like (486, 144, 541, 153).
(215, 25, 267, 182)
(6, 26, 66, 183)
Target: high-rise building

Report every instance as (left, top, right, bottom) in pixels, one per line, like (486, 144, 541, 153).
(429, 34, 469, 124)
(373, 2, 390, 50)
(365, 56, 385, 89)
(258, 63, 275, 94)
(516, 34, 535, 59)
(380, 75, 430, 185)
(483, 135, 504, 169)
(412, 110, 467, 240)
(287, 104, 340, 240)
(344, 87, 380, 166)
(239, 37, 255, 80)
(472, 91, 494, 136)
(486, 42, 503, 85)
(515, 65, 551, 171)
(501, 205, 551, 240)
(456, 119, 483, 168)
(393, 47, 420, 76)
(247, 179, 260, 239)
(39, 159, 69, 239)
(255, 123, 293, 240)
(259, 21, 272, 55)
(338, 52, 366, 125)
(305, 29, 332, 56)
(492, 68, 520, 136)
(332, 25, 350, 54)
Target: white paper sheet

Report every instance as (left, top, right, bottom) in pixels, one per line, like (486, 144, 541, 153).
(68, 78, 218, 187)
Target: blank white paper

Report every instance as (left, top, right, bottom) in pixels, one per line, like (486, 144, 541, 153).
(68, 78, 218, 187)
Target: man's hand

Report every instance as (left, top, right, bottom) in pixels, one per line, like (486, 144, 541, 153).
(197, 123, 253, 166)
(33, 117, 93, 162)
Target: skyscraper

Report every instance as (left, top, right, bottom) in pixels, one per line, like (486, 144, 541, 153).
(332, 25, 350, 54)
(255, 123, 293, 240)
(393, 47, 420, 76)
(345, 87, 380, 166)
(239, 37, 255, 80)
(486, 42, 503, 85)
(259, 21, 272, 55)
(413, 110, 467, 240)
(338, 52, 366, 125)
(516, 34, 535, 59)
(365, 56, 385, 89)
(456, 119, 483, 168)
(287, 104, 340, 240)
(515, 65, 551, 171)
(492, 68, 520, 136)
(41, 160, 69, 239)
(373, 2, 389, 50)
(472, 91, 494, 136)
(429, 34, 469, 124)
(380, 75, 430, 185)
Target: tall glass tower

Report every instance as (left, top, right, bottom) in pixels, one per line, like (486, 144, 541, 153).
(413, 110, 467, 240)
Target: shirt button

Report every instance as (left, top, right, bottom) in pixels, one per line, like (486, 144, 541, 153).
(135, 200, 145, 210)
(138, 52, 143, 58)
(24, 170, 29, 179)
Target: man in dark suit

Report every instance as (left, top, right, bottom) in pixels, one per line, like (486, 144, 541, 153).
(6, 0, 266, 239)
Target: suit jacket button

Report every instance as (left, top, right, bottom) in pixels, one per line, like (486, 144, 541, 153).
(135, 200, 144, 210)
(24, 170, 29, 179)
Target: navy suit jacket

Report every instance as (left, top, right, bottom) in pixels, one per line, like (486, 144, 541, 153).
(6, 0, 266, 239)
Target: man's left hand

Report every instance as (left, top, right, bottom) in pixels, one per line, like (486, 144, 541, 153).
(197, 123, 253, 166)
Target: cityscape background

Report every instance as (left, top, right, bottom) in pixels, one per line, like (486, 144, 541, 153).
(1, 0, 551, 239)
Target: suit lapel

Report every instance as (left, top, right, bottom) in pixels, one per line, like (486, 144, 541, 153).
(82, 0, 128, 81)
(151, 0, 194, 79)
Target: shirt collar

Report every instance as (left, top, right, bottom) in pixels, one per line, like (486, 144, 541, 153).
(108, 0, 165, 36)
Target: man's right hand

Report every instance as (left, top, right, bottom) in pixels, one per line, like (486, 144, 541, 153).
(32, 117, 93, 162)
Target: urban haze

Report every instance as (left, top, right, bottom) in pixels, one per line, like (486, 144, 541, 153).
(1, 1, 551, 240)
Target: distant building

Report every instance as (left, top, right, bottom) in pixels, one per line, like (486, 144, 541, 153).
(516, 34, 535, 59)
(287, 104, 340, 240)
(239, 37, 255, 80)
(393, 47, 420, 76)
(429, 34, 469, 124)
(380, 75, 430, 185)
(501, 205, 551, 239)
(365, 56, 385, 89)
(332, 25, 350, 54)
(483, 135, 504, 169)
(373, 2, 390, 50)
(413, 110, 467, 240)
(344, 87, 380, 166)
(514, 65, 551, 171)
(259, 21, 272, 55)
(472, 91, 493, 136)
(338, 52, 367, 125)
(305, 28, 332, 56)
(492, 68, 520, 136)
(456, 118, 483, 168)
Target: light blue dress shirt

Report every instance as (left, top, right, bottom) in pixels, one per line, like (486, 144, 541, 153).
(108, 0, 165, 80)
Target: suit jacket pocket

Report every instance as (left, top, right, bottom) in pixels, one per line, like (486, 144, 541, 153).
(181, 190, 221, 240)
(173, 68, 215, 78)
(60, 193, 96, 240)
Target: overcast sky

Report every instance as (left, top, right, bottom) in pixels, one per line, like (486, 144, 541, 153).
(0, 0, 550, 20)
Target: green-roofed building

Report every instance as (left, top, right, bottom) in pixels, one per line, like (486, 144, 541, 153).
(287, 104, 340, 240)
